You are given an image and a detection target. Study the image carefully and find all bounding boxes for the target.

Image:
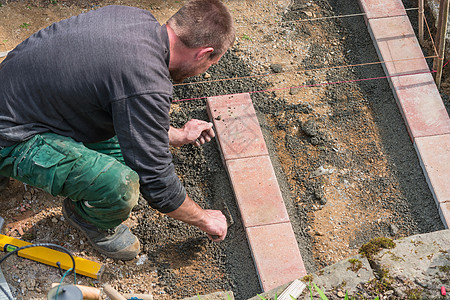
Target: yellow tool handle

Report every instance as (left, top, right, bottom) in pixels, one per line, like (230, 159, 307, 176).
(0, 234, 103, 279)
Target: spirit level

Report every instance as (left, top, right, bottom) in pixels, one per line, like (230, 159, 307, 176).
(0, 234, 103, 279)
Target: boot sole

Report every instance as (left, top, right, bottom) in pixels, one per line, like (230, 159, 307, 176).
(62, 199, 140, 261)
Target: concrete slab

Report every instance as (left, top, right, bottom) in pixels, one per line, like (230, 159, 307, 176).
(182, 291, 234, 300)
(367, 15, 450, 138)
(206, 94, 269, 161)
(360, 0, 450, 230)
(358, 0, 406, 21)
(303, 255, 375, 296)
(439, 202, 450, 229)
(414, 134, 450, 206)
(392, 73, 450, 138)
(373, 229, 450, 299)
(246, 222, 307, 292)
(208, 93, 306, 293)
(368, 15, 429, 74)
(249, 230, 450, 300)
(226, 156, 290, 228)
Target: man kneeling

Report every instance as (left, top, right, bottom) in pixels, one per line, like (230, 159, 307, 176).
(0, 0, 235, 260)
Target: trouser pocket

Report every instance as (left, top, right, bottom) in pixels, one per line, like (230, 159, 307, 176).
(13, 134, 80, 195)
(3, 133, 139, 229)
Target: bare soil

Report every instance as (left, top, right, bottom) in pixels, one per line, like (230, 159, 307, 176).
(0, 0, 448, 299)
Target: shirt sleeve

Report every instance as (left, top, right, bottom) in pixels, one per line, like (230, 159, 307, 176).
(111, 92, 186, 213)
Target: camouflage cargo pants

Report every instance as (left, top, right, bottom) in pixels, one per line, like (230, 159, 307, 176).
(0, 133, 139, 229)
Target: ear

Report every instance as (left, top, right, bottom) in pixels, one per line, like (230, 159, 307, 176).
(196, 47, 214, 60)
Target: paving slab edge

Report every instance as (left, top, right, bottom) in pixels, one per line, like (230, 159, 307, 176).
(359, 0, 450, 228)
(206, 95, 307, 292)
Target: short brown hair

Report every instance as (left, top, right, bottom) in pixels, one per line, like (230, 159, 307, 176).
(167, 0, 235, 58)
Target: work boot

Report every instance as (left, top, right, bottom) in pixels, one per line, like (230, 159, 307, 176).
(62, 198, 140, 260)
(0, 176, 9, 191)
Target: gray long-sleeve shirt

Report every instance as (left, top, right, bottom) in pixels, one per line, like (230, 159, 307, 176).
(0, 5, 186, 213)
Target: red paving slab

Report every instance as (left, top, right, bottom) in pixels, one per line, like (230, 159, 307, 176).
(359, 0, 406, 20)
(414, 134, 450, 206)
(226, 156, 289, 228)
(359, 0, 450, 229)
(393, 74, 450, 138)
(206, 93, 268, 160)
(440, 202, 450, 229)
(246, 223, 307, 291)
(368, 15, 429, 76)
(367, 15, 450, 138)
(208, 93, 306, 290)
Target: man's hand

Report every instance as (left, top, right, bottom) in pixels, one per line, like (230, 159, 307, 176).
(169, 119, 215, 147)
(166, 195, 227, 241)
(197, 209, 228, 241)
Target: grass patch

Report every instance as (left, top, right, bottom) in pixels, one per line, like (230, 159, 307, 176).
(241, 34, 252, 41)
(19, 23, 31, 29)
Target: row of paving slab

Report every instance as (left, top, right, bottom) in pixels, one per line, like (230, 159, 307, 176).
(202, 0, 449, 296)
(206, 93, 308, 291)
(358, 0, 450, 228)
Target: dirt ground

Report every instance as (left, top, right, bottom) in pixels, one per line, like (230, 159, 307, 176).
(0, 0, 448, 299)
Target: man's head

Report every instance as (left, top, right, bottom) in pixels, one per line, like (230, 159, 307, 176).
(166, 0, 235, 82)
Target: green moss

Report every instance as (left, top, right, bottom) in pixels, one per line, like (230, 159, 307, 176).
(364, 278, 388, 295)
(410, 240, 424, 246)
(363, 267, 393, 296)
(438, 265, 450, 273)
(359, 237, 396, 259)
(387, 251, 404, 262)
(405, 288, 423, 300)
(378, 267, 393, 284)
(301, 274, 313, 283)
(347, 258, 363, 272)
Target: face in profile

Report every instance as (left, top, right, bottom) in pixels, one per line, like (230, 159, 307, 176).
(170, 53, 222, 83)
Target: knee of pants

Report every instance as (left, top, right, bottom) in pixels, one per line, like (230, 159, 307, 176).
(115, 170, 139, 213)
(80, 166, 140, 225)
(94, 168, 140, 215)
